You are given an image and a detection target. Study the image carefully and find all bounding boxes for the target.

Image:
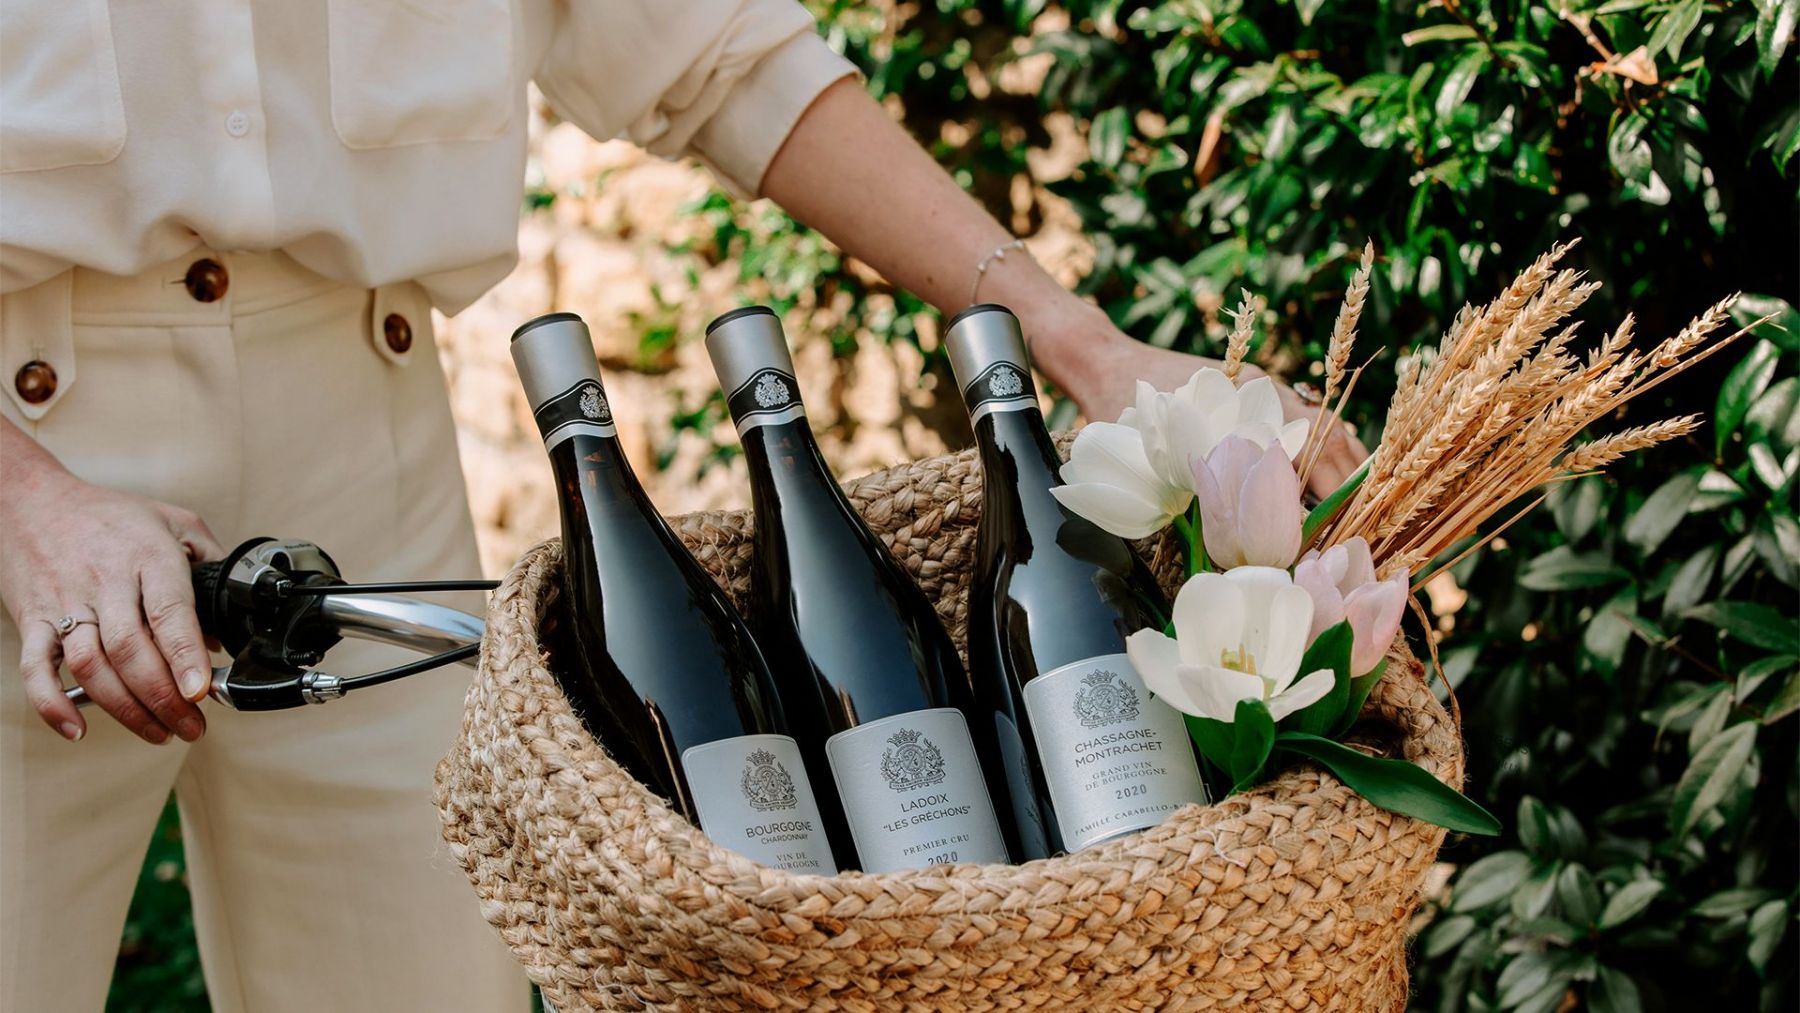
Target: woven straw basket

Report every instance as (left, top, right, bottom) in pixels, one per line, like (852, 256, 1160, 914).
(435, 440, 1464, 1012)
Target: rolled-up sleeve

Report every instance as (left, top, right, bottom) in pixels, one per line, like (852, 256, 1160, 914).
(534, 0, 856, 196)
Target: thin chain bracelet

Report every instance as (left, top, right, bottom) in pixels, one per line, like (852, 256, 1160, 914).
(968, 238, 1028, 304)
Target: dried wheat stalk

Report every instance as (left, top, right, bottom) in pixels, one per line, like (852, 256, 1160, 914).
(1308, 241, 1764, 579)
(1224, 289, 1255, 383)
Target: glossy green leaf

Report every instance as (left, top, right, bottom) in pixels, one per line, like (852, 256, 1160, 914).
(1449, 850, 1536, 911)
(1336, 658, 1388, 738)
(1684, 601, 1800, 653)
(1435, 49, 1488, 121)
(1590, 967, 1644, 1013)
(1228, 698, 1275, 792)
(1624, 469, 1701, 553)
(1599, 879, 1663, 929)
(1647, 0, 1704, 59)
(1184, 713, 1236, 773)
(1089, 106, 1130, 168)
(1731, 293, 1800, 354)
(1518, 546, 1630, 591)
(1556, 863, 1602, 926)
(1716, 341, 1783, 455)
(1301, 459, 1368, 543)
(1662, 543, 1719, 615)
(1287, 621, 1353, 736)
(1276, 731, 1501, 834)
(1669, 721, 1758, 836)
(1692, 886, 1778, 918)
(1748, 899, 1789, 973)
(1756, 0, 1799, 79)
(1401, 24, 1478, 45)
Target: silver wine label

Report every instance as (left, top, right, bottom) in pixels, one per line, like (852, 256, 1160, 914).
(1020, 653, 1208, 852)
(825, 708, 1010, 872)
(680, 733, 838, 874)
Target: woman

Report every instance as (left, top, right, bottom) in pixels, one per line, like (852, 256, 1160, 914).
(0, 2, 1361, 1008)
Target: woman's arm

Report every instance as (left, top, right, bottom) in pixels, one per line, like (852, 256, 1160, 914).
(759, 78, 1364, 491)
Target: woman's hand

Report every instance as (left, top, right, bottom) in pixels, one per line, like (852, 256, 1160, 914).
(1041, 323, 1370, 499)
(0, 427, 223, 744)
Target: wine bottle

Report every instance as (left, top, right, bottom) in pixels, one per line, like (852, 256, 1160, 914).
(511, 311, 837, 875)
(705, 306, 1013, 871)
(946, 304, 1209, 858)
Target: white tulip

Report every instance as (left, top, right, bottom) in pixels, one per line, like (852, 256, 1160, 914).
(1125, 566, 1335, 724)
(1052, 367, 1311, 540)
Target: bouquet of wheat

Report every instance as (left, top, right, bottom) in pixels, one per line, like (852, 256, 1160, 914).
(1052, 239, 1766, 830)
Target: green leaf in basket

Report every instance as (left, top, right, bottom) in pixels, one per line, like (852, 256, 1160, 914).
(1184, 712, 1236, 774)
(1302, 459, 1369, 544)
(1336, 658, 1389, 738)
(1286, 621, 1354, 737)
(1275, 731, 1502, 835)
(1229, 699, 1276, 793)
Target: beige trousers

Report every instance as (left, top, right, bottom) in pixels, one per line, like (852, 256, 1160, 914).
(0, 252, 526, 1010)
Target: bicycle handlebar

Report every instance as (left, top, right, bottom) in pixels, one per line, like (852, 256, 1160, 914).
(64, 537, 491, 713)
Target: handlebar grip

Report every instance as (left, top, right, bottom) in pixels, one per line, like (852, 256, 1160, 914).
(191, 559, 226, 641)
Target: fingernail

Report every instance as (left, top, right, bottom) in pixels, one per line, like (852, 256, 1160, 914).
(60, 722, 83, 742)
(145, 727, 169, 745)
(179, 669, 208, 700)
(177, 716, 205, 741)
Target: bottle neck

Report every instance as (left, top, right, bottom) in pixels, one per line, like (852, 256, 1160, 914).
(550, 432, 648, 513)
(974, 406, 1067, 523)
(738, 416, 846, 518)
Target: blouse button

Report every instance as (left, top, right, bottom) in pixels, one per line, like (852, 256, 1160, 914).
(184, 259, 229, 303)
(383, 313, 413, 354)
(15, 360, 57, 404)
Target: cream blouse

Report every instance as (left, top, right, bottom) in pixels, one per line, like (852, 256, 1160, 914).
(0, 0, 854, 310)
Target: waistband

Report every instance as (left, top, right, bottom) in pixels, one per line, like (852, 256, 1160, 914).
(68, 249, 345, 327)
(2, 250, 428, 422)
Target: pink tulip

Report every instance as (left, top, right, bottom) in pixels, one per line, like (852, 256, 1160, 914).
(1191, 436, 1304, 569)
(1294, 536, 1409, 674)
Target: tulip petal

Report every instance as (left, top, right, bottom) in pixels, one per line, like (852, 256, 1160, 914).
(1236, 376, 1287, 431)
(1192, 452, 1244, 568)
(1267, 669, 1336, 722)
(1187, 665, 1267, 723)
(1127, 631, 1214, 718)
(1293, 557, 1346, 642)
(1260, 584, 1315, 691)
(1222, 566, 1294, 669)
(1276, 418, 1310, 460)
(1172, 572, 1243, 668)
(1344, 574, 1409, 675)
(1233, 446, 1304, 568)
(1340, 536, 1377, 591)
(1050, 483, 1175, 540)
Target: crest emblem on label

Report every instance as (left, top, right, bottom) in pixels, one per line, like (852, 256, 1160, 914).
(1073, 669, 1140, 728)
(879, 727, 947, 791)
(578, 384, 608, 419)
(753, 373, 791, 409)
(987, 365, 1025, 398)
(739, 749, 799, 812)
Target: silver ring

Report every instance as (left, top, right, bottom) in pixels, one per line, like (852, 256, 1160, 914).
(49, 615, 97, 639)
(1293, 381, 1325, 407)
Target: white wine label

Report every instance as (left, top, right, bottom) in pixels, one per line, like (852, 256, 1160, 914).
(960, 360, 1037, 424)
(1020, 653, 1208, 852)
(725, 366, 808, 434)
(532, 378, 617, 448)
(825, 708, 1010, 872)
(680, 734, 838, 874)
